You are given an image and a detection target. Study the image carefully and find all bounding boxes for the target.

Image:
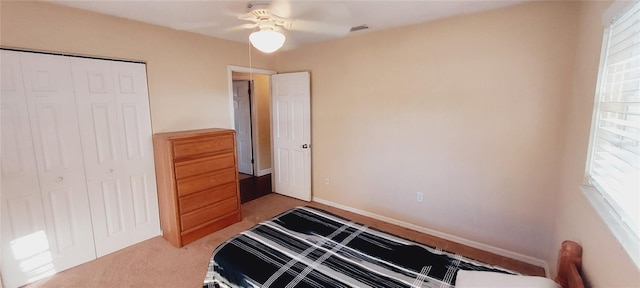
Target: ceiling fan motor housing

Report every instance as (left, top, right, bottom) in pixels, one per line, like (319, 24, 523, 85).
(246, 3, 288, 29)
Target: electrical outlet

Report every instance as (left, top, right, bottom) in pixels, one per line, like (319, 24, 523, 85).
(324, 178, 330, 185)
(416, 192, 424, 202)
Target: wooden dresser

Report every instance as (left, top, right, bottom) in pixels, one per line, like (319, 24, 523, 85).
(152, 128, 242, 247)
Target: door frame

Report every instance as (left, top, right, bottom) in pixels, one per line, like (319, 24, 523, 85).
(227, 65, 276, 177)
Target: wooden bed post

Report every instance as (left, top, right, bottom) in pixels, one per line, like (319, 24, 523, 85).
(555, 240, 584, 288)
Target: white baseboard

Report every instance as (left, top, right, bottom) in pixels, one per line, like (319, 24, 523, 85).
(312, 197, 550, 276)
(256, 168, 272, 177)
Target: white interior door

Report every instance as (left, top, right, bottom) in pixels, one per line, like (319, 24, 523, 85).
(233, 80, 254, 175)
(271, 72, 311, 201)
(1, 51, 97, 288)
(70, 57, 160, 257)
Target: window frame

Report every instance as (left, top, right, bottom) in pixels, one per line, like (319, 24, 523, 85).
(582, 0, 640, 269)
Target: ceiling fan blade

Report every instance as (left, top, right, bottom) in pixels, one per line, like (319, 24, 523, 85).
(286, 19, 350, 36)
(224, 23, 257, 33)
(238, 12, 256, 21)
(169, 21, 219, 31)
(268, 0, 293, 18)
(304, 3, 351, 21)
(271, 0, 350, 20)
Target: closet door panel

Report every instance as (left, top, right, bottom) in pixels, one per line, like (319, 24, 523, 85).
(70, 59, 121, 180)
(0, 51, 97, 287)
(130, 174, 152, 226)
(0, 50, 49, 288)
(71, 58, 132, 257)
(48, 188, 78, 250)
(98, 180, 126, 235)
(71, 58, 160, 257)
(112, 62, 160, 243)
(33, 103, 68, 171)
(20, 53, 96, 269)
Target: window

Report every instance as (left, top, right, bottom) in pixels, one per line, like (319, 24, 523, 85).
(584, 0, 640, 267)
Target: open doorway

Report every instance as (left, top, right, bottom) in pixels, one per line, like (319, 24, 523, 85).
(228, 66, 276, 202)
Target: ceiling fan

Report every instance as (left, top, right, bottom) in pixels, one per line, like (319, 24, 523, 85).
(237, 2, 352, 53)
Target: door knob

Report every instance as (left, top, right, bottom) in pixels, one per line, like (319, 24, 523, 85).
(302, 144, 309, 149)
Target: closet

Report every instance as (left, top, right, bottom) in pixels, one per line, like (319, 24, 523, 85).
(0, 50, 160, 288)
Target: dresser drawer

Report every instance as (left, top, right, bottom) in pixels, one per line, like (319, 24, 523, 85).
(179, 182, 237, 214)
(176, 168, 236, 197)
(180, 197, 238, 231)
(174, 153, 235, 180)
(173, 134, 234, 159)
(180, 211, 241, 246)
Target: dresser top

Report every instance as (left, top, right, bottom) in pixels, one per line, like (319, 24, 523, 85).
(153, 128, 234, 140)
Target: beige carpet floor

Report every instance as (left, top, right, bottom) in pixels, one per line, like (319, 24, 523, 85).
(25, 194, 544, 287)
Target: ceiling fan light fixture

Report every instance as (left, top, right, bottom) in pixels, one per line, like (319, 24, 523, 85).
(249, 29, 285, 53)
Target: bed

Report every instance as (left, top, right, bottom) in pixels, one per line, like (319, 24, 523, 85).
(203, 206, 584, 288)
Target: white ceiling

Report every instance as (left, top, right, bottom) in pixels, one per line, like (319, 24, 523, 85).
(45, 0, 529, 51)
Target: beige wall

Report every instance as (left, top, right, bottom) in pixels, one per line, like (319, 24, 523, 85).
(232, 72, 272, 171)
(0, 0, 275, 133)
(277, 1, 578, 260)
(552, 1, 640, 286)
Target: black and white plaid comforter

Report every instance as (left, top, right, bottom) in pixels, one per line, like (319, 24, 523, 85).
(203, 206, 514, 288)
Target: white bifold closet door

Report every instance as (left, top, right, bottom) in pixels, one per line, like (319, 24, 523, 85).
(0, 50, 160, 288)
(1, 50, 96, 287)
(70, 57, 160, 257)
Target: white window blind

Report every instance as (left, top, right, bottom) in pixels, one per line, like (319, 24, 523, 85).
(588, 0, 640, 250)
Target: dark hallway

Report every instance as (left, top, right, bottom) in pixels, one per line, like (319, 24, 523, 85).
(239, 173, 272, 203)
